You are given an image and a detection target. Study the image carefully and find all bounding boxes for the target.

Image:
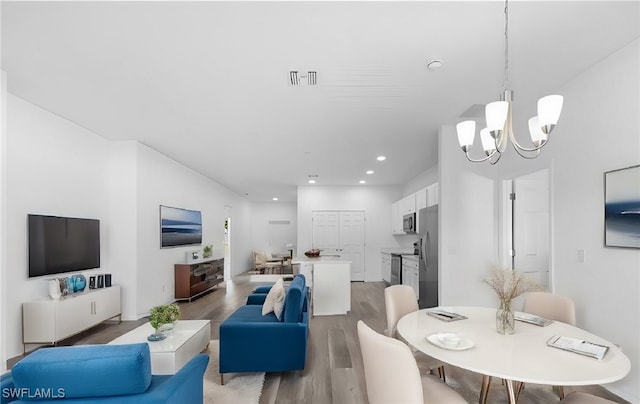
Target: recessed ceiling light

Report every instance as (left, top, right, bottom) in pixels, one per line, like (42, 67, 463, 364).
(359, 180, 366, 184)
(427, 59, 444, 71)
(366, 170, 374, 175)
(272, 197, 278, 201)
(308, 180, 316, 184)
(376, 156, 386, 161)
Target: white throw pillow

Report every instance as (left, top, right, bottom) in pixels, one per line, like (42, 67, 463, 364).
(262, 277, 285, 318)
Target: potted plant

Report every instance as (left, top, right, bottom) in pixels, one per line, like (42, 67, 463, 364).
(147, 303, 180, 341)
(203, 245, 213, 259)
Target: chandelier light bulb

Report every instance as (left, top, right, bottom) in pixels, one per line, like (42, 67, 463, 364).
(456, 120, 476, 150)
(485, 101, 509, 134)
(528, 116, 548, 147)
(538, 95, 564, 133)
(480, 128, 496, 155)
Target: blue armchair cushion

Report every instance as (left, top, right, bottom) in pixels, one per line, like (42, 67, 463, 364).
(11, 343, 152, 399)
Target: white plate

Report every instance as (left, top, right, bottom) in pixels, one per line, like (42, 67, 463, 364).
(426, 332, 474, 351)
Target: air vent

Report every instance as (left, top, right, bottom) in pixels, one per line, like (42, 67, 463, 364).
(289, 71, 318, 86)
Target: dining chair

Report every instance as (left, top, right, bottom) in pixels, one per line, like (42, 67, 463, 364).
(385, 285, 447, 381)
(356, 320, 466, 404)
(523, 292, 576, 326)
(484, 291, 577, 403)
(560, 392, 617, 403)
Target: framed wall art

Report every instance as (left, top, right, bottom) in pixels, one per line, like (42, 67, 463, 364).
(604, 165, 640, 248)
(160, 205, 202, 248)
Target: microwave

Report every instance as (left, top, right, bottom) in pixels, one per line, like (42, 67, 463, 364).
(402, 213, 416, 233)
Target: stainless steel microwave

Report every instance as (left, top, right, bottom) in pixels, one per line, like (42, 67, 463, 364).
(402, 213, 416, 233)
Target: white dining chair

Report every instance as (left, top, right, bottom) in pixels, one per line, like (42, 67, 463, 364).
(385, 285, 447, 381)
(485, 291, 577, 402)
(356, 320, 466, 404)
(523, 291, 576, 326)
(560, 392, 617, 403)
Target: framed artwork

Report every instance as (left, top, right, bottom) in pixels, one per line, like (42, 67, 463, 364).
(604, 165, 640, 248)
(160, 205, 202, 248)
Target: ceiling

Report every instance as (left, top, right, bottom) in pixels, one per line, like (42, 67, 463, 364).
(2, 1, 638, 202)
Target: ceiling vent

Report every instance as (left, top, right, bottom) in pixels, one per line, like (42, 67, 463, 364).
(289, 71, 317, 86)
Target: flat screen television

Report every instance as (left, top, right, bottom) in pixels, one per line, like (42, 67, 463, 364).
(160, 205, 202, 248)
(28, 214, 101, 278)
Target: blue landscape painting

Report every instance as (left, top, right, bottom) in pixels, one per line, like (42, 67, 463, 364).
(160, 205, 202, 248)
(605, 165, 640, 248)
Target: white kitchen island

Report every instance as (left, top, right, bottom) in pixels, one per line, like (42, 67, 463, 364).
(293, 256, 351, 316)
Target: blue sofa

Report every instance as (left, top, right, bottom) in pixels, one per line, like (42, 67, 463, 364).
(0, 343, 208, 403)
(219, 274, 309, 376)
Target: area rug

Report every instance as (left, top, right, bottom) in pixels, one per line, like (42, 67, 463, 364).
(203, 340, 265, 404)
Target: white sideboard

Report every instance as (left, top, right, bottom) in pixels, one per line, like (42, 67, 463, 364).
(23, 285, 121, 345)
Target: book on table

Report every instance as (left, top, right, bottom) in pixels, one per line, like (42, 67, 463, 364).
(426, 309, 468, 322)
(546, 335, 609, 360)
(514, 311, 554, 327)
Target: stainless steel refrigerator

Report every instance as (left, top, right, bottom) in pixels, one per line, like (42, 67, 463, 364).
(418, 205, 438, 308)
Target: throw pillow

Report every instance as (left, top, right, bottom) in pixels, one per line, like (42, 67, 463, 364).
(262, 277, 285, 317)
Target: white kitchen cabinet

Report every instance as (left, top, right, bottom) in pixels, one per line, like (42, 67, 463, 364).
(391, 201, 404, 235)
(402, 258, 419, 300)
(23, 286, 121, 344)
(427, 182, 439, 207)
(400, 194, 416, 215)
(381, 252, 392, 283)
(416, 187, 428, 211)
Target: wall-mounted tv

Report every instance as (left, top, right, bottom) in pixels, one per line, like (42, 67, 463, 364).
(160, 205, 202, 248)
(28, 214, 101, 278)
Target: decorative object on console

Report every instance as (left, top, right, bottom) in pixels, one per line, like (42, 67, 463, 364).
(89, 276, 96, 289)
(67, 274, 87, 293)
(483, 267, 542, 335)
(455, 0, 563, 165)
(97, 274, 104, 288)
(148, 303, 181, 342)
(48, 279, 62, 300)
(105, 273, 112, 287)
(604, 164, 640, 248)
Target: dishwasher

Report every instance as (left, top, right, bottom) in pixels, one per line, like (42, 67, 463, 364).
(390, 253, 402, 285)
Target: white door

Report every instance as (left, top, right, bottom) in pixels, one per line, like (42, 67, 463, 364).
(339, 211, 365, 281)
(312, 210, 366, 281)
(311, 211, 340, 253)
(513, 169, 550, 288)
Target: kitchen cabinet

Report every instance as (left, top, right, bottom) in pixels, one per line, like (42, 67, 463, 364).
(427, 183, 439, 207)
(391, 201, 404, 235)
(416, 187, 428, 211)
(381, 252, 392, 283)
(400, 194, 416, 215)
(402, 258, 419, 300)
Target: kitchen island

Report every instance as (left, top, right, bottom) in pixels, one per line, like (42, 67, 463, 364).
(292, 256, 351, 316)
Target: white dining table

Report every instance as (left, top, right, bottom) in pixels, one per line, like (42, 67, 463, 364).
(396, 306, 631, 404)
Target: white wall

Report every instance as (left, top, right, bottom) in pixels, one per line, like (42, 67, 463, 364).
(439, 40, 640, 401)
(2, 94, 253, 362)
(402, 165, 438, 196)
(297, 185, 403, 281)
(251, 202, 297, 257)
(0, 71, 8, 372)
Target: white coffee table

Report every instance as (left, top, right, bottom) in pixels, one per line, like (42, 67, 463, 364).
(108, 319, 211, 375)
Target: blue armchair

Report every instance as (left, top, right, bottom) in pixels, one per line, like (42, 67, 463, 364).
(0, 343, 208, 403)
(219, 274, 309, 376)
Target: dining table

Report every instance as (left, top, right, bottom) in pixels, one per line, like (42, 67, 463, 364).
(396, 306, 631, 404)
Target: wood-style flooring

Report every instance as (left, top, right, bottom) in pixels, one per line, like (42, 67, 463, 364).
(9, 276, 628, 403)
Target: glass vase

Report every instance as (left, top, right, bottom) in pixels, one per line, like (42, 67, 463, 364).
(496, 299, 515, 335)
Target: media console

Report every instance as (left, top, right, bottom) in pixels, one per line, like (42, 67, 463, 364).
(174, 258, 224, 302)
(23, 285, 121, 346)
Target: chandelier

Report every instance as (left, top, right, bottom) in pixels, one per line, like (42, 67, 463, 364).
(456, 0, 564, 165)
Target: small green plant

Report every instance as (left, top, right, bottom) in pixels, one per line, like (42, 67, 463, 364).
(203, 245, 213, 258)
(149, 303, 180, 330)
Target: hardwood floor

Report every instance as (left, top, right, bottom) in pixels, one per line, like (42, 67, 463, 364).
(10, 276, 628, 403)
